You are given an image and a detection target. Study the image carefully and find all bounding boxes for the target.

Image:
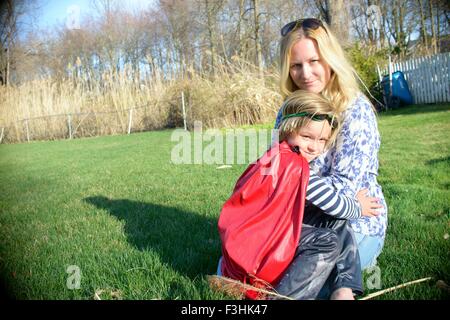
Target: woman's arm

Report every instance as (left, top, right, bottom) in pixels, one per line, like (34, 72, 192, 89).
(307, 170, 381, 219)
(317, 97, 379, 196)
(307, 170, 361, 219)
(275, 101, 381, 218)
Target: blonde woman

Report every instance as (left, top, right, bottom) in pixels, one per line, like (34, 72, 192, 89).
(275, 18, 387, 287)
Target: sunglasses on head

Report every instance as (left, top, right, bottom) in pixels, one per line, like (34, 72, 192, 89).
(282, 112, 336, 127)
(280, 18, 325, 37)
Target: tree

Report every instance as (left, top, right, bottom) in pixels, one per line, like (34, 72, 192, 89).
(252, 0, 263, 76)
(417, 0, 429, 52)
(314, 0, 349, 43)
(201, 0, 224, 76)
(428, 0, 437, 54)
(0, 0, 32, 85)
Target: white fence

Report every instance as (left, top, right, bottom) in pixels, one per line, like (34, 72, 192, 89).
(381, 52, 450, 104)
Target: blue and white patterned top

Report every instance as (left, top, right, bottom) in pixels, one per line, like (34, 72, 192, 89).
(275, 93, 387, 238)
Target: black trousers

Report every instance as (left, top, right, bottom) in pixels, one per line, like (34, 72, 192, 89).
(272, 205, 363, 300)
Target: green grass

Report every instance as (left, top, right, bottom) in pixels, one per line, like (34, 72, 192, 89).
(0, 104, 449, 300)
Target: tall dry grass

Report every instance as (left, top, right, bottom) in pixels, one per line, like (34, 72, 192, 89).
(0, 58, 282, 144)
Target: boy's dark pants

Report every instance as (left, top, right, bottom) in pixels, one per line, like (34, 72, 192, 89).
(273, 205, 363, 300)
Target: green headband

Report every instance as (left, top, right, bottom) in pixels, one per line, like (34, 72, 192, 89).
(281, 112, 334, 124)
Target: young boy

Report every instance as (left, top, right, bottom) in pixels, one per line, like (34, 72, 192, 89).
(218, 91, 381, 300)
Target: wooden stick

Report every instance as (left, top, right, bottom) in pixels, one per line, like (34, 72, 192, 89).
(93, 289, 103, 300)
(359, 277, 432, 300)
(207, 275, 294, 300)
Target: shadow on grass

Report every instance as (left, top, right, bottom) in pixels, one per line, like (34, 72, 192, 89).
(379, 103, 449, 117)
(425, 156, 450, 166)
(84, 196, 221, 279)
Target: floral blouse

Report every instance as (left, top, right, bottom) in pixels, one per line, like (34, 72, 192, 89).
(275, 94, 387, 238)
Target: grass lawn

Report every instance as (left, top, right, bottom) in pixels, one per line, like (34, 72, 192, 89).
(0, 103, 449, 300)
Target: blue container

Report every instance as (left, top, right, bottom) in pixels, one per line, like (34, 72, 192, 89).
(381, 71, 414, 107)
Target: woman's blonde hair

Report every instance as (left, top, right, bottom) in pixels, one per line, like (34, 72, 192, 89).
(278, 90, 341, 149)
(279, 20, 360, 114)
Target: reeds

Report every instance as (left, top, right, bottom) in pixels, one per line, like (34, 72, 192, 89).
(0, 57, 282, 143)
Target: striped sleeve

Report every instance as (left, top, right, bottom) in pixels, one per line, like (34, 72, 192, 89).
(306, 170, 362, 219)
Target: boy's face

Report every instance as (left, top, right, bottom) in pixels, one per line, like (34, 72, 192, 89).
(287, 120, 331, 162)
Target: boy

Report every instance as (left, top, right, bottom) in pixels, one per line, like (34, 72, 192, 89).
(218, 91, 381, 299)
(273, 91, 380, 300)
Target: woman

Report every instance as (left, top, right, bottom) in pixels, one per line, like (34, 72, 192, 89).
(275, 18, 387, 271)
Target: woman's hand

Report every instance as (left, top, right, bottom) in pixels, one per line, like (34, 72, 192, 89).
(356, 189, 382, 217)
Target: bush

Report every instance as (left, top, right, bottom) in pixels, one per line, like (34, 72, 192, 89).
(346, 44, 390, 105)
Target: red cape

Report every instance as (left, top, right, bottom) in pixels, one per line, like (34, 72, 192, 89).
(218, 141, 309, 297)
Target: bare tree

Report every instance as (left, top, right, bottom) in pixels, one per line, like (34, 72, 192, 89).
(314, 0, 349, 43)
(252, 0, 263, 75)
(428, 0, 438, 54)
(383, 0, 417, 58)
(435, 1, 450, 53)
(201, 0, 224, 76)
(237, 0, 246, 57)
(417, 0, 429, 52)
(0, 0, 37, 85)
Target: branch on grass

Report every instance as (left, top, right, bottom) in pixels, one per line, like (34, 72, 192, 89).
(93, 288, 122, 300)
(359, 277, 433, 300)
(207, 275, 294, 300)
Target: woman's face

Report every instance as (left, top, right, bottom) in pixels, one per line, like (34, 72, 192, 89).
(289, 37, 331, 94)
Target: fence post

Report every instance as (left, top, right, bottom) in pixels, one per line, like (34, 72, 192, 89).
(425, 56, 431, 103)
(388, 55, 392, 110)
(444, 53, 448, 101)
(415, 57, 423, 104)
(25, 119, 30, 142)
(67, 114, 73, 139)
(436, 54, 443, 103)
(127, 108, 133, 135)
(376, 64, 382, 83)
(0, 127, 4, 144)
(181, 91, 187, 131)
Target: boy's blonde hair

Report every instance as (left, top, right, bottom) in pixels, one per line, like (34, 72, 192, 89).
(279, 20, 360, 114)
(278, 90, 341, 149)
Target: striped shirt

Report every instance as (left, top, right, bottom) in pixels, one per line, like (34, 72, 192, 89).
(307, 170, 362, 219)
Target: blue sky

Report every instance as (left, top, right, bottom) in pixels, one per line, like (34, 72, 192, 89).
(33, 0, 155, 30)
(36, 0, 91, 30)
